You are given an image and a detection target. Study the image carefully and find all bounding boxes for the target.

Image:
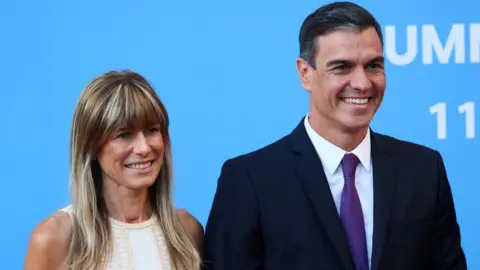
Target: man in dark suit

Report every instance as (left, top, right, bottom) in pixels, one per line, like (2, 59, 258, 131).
(203, 2, 467, 269)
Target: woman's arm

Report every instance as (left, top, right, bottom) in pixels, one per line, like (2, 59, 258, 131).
(177, 209, 204, 257)
(24, 211, 71, 270)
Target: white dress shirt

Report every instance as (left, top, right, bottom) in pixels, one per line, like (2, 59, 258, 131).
(304, 115, 374, 269)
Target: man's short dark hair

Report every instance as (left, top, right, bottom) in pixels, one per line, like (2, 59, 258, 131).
(299, 1, 383, 68)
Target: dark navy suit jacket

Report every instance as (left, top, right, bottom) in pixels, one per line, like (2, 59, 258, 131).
(203, 118, 466, 270)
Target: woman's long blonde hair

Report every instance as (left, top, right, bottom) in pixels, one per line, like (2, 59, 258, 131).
(67, 70, 200, 269)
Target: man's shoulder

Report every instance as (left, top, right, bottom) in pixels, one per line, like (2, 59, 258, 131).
(373, 131, 440, 159)
(223, 132, 292, 170)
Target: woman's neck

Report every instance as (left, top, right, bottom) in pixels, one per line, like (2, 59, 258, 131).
(102, 179, 152, 223)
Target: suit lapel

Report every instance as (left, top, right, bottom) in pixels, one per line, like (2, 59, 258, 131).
(290, 119, 354, 270)
(370, 131, 396, 270)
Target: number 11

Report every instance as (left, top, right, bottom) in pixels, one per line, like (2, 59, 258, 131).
(430, 102, 475, 139)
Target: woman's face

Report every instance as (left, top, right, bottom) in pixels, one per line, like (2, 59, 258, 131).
(96, 124, 164, 190)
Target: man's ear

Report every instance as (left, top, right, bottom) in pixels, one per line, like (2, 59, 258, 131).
(296, 57, 313, 92)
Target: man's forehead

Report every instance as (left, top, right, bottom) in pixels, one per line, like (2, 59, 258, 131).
(315, 27, 383, 63)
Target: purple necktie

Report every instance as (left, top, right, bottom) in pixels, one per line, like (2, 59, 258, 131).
(340, 153, 369, 270)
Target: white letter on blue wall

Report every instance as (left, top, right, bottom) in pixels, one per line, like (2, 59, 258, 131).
(471, 23, 480, 63)
(422, 24, 465, 64)
(385, 25, 417, 65)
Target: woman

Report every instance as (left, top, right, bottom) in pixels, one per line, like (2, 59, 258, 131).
(25, 70, 203, 269)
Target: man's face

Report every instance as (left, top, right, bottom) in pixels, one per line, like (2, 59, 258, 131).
(298, 26, 386, 133)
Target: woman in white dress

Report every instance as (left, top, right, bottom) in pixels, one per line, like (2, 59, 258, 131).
(24, 70, 203, 269)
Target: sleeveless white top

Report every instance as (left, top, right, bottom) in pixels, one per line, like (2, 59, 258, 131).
(60, 205, 172, 270)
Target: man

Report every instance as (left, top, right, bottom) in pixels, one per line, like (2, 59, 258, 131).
(204, 2, 467, 270)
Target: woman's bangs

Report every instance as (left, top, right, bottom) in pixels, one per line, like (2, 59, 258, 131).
(102, 84, 164, 135)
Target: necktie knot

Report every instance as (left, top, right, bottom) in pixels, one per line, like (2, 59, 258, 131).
(341, 153, 359, 179)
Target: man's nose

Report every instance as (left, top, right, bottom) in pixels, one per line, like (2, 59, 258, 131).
(349, 69, 372, 91)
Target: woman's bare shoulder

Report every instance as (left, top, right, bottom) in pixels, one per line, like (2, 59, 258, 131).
(24, 210, 72, 269)
(176, 209, 204, 253)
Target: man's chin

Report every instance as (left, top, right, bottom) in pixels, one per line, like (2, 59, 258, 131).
(339, 118, 372, 133)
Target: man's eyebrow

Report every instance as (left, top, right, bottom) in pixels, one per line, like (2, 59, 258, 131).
(369, 56, 385, 64)
(325, 56, 385, 68)
(325, 59, 352, 68)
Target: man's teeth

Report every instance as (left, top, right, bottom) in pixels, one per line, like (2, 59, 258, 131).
(342, 98, 369, 105)
(126, 161, 152, 169)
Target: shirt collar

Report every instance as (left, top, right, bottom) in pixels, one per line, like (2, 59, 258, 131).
(304, 114, 372, 176)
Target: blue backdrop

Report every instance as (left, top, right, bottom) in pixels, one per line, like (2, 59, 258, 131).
(0, 0, 478, 268)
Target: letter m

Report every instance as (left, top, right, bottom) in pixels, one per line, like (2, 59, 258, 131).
(422, 24, 465, 64)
